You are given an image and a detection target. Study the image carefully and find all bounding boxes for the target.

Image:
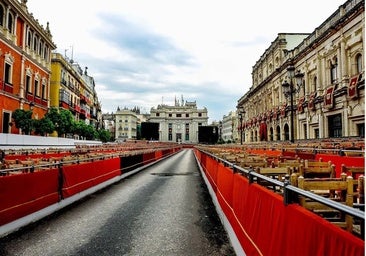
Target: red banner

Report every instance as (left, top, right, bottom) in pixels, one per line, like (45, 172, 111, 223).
(324, 86, 335, 108)
(348, 74, 360, 99)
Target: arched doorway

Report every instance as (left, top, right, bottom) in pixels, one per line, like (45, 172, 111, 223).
(270, 127, 274, 141)
(284, 123, 290, 141)
(276, 126, 281, 141)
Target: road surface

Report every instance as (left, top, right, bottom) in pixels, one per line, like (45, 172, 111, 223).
(0, 149, 235, 256)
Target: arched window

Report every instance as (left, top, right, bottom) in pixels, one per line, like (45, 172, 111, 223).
(284, 124, 290, 141)
(27, 29, 32, 47)
(33, 35, 38, 52)
(7, 12, 13, 33)
(0, 5, 4, 27)
(313, 76, 317, 92)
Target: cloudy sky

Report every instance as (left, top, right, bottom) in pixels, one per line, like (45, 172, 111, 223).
(28, 0, 345, 122)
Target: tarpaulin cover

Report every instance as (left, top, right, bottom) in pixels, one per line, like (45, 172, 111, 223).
(0, 169, 59, 225)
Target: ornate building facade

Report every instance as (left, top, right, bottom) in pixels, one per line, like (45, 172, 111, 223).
(238, 0, 364, 142)
(148, 98, 208, 143)
(0, 0, 56, 134)
(50, 52, 102, 132)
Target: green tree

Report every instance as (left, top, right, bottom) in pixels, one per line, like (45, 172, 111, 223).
(98, 129, 111, 143)
(45, 108, 75, 137)
(12, 109, 35, 135)
(34, 117, 55, 136)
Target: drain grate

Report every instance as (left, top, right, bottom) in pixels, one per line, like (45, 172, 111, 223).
(151, 172, 197, 176)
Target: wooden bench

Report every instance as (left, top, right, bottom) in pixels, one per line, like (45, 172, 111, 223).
(297, 173, 354, 232)
(299, 159, 335, 179)
(255, 166, 292, 192)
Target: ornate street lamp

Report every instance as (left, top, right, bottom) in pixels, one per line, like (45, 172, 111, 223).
(282, 65, 304, 143)
(238, 108, 245, 145)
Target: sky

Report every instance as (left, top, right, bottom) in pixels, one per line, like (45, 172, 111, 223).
(27, 0, 346, 122)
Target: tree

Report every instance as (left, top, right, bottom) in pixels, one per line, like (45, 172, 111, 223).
(98, 129, 111, 143)
(12, 109, 35, 135)
(45, 108, 75, 137)
(34, 117, 55, 136)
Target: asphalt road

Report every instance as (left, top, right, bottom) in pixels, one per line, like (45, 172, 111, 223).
(0, 149, 235, 256)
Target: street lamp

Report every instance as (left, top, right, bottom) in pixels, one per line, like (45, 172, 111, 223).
(282, 65, 304, 143)
(238, 108, 245, 145)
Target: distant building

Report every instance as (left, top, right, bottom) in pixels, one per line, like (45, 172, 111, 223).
(221, 111, 236, 143)
(148, 97, 208, 143)
(114, 107, 138, 140)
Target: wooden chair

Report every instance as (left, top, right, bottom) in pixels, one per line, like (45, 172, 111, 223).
(341, 164, 365, 203)
(278, 159, 303, 173)
(299, 159, 335, 179)
(255, 166, 292, 192)
(297, 173, 354, 232)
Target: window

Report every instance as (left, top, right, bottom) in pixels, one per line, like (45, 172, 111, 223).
(330, 58, 338, 84)
(4, 63, 12, 84)
(198, 113, 202, 117)
(314, 128, 319, 139)
(34, 80, 39, 96)
(328, 114, 342, 138)
(156, 113, 160, 117)
(33, 36, 38, 52)
(7, 12, 13, 33)
(169, 113, 172, 117)
(26, 75, 31, 93)
(27, 30, 32, 47)
(176, 113, 181, 117)
(357, 123, 364, 138)
(41, 82, 46, 99)
(356, 54, 363, 74)
(186, 114, 189, 117)
(0, 5, 4, 26)
(313, 76, 317, 92)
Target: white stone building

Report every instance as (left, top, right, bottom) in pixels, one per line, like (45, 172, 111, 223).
(148, 98, 208, 143)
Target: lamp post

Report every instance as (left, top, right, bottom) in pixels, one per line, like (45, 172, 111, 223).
(238, 108, 245, 145)
(281, 65, 304, 143)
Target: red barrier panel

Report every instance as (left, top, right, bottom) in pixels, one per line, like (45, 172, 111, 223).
(143, 152, 156, 165)
(205, 155, 218, 192)
(196, 150, 365, 256)
(155, 150, 163, 160)
(316, 154, 365, 177)
(62, 157, 120, 198)
(0, 169, 59, 226)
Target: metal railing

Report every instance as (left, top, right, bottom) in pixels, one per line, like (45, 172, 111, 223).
(201, 149, 365, 222)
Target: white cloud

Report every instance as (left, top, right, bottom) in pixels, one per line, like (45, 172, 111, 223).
(28, 0, 346, 122)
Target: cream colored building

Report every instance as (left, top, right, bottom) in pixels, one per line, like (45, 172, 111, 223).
(222, 111, 237, 143)
(115, 107, 138, 140)
(238, 0, 364, 142)
(149, 98, 208, 143)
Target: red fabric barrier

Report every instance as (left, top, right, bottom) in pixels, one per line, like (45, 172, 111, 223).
(62, 157, 120, 198)
(143, 152, 156, 165)
(155, 150, 163, 160)
(316, 154, 365, 177)
(196, 150, 365, 256)
(205, 156, 218, 192)
(0, 169, 59, 226)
